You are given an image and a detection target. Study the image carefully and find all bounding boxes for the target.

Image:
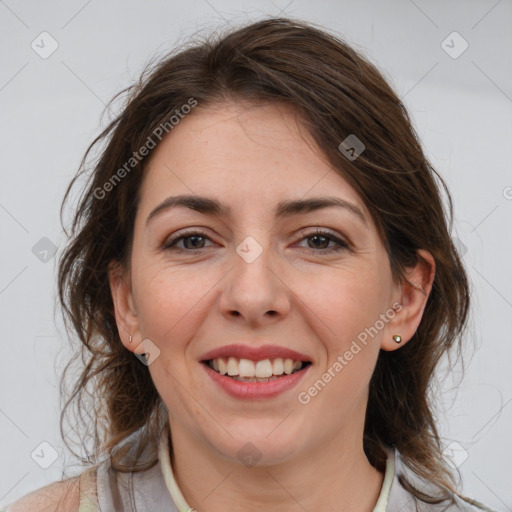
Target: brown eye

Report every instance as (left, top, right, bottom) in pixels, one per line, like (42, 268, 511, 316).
(162, 230, 213, 251)
(297, 229, 349, 254)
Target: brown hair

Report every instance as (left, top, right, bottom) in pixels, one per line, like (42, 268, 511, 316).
(58, 17, 470, 502)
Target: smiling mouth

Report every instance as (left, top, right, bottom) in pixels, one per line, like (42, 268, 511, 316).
(202, 357, 312, 383)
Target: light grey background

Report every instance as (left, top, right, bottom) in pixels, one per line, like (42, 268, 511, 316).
(1, 0, 511, 509)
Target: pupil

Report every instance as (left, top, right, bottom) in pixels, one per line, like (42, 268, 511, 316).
(310, 235, 328, 249)
(185, 236, 204, 249)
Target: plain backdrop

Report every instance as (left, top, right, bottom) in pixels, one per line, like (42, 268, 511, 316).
(1, 0, 511, 509)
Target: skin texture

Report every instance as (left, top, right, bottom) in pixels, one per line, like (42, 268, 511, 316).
(4, 477, 81, 512)
(109, 100, 435, 512)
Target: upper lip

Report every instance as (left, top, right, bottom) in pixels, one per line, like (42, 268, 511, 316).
(200, 344, 312, 362)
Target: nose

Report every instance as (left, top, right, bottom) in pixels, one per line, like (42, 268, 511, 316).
(219, 239, 291, 328)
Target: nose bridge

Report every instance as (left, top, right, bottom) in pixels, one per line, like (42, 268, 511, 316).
(234, 233, 275, 298)
(220, 231, 289, 323)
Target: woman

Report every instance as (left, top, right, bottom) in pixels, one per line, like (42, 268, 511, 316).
(4, 17, 494, 512)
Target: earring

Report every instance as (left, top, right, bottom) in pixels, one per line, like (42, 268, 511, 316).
(129, 335, 133, 343)
(393, 335, 402, 343)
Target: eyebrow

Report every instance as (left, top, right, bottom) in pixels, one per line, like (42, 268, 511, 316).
(146, 194, 368, 226)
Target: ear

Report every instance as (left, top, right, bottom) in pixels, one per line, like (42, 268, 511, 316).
(381, 249, 435, 352)
(108, 260, 144, 355)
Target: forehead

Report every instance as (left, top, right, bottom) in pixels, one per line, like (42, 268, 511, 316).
(137, 100, 369, 222)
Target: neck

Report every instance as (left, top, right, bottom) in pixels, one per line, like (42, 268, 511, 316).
(168, 413, 384, 511)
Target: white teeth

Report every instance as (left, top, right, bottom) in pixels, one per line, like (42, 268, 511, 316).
(255, 359, 273, 378)
(239, 358, 255, 377)
(227, 357, 238, 376)
(218, 357, 227, 375)
(272, 358, 284, 374)
(208, 357, 306, 377)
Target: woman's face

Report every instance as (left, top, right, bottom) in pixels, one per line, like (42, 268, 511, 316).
(111, 100, 425, 466)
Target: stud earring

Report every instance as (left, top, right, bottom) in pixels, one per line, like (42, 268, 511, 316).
(129, 335, 133, 343)
(393, 335, 402, 344)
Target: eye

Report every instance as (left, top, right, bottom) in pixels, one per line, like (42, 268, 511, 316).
(296, 229, 349, 254)
(161, 229, 214, 251)
(161, 228, 350, 254)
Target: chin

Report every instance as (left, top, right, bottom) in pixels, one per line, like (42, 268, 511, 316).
(207, 422, 306, 467)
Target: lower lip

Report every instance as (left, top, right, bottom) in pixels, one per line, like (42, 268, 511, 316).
(202, 363, 311, 400)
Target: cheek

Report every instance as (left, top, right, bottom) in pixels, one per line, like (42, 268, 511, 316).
(133, 265, 212, 402)
(303, 263, 389, 395)
(133, 261, 220, 345)
(305, 264, 390, 345)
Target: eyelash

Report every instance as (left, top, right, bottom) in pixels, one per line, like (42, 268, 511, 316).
(161, 228, 349, 254)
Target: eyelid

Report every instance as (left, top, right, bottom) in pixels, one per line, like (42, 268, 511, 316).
(160, 227, 213, 249)
(297, 227, 351, 251)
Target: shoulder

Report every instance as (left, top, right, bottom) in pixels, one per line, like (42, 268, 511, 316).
(386, 448, 496, 512)
(2, 465, 98, 512)
(451, 494, 497, 512)
(2, 477, 80, 512)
